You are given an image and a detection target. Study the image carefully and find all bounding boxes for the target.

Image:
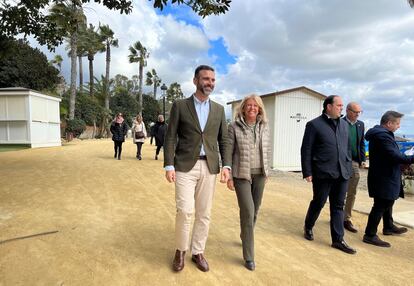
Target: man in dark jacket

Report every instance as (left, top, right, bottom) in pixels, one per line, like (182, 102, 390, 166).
(301, 95, 355, 254)
(342, 102, 366, 233)
(363, 111, 413, 247)
(154, 115, 167, 160)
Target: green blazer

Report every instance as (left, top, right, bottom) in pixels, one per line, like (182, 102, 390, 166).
(164, 95, 230, 174)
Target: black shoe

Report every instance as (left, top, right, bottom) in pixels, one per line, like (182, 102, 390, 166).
(383, 226, 408, 235)
(344, 220, 358, 233)
(304, 227, 314, 241)
(244, 260, 255, 271)
(118, 156, 121, 160)
(114, 153, 117, 158)
(331, 240, 356, 254)
(363, 235, 391, 247)
(138, 155, 142, 160)
(155, 155, 158, 160)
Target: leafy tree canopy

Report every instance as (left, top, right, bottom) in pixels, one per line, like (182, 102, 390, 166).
(142, 93, 161, 128)
(0, 0, 231, 50)
(110, 87, 139, 127)
(0, 38, 60, 91)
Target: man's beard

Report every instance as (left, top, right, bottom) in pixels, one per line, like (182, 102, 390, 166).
(199, 83, 214, 96)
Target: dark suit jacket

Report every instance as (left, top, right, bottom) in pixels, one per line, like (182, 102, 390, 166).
(301, 114, 352, 180)
(342, 117, 366, 164)
(365, 125, 414, 200)
(164, 95, 230, 174)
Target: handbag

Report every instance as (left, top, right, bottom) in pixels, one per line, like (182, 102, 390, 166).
(135, 131, 145, 139)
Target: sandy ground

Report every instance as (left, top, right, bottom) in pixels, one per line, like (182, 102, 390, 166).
(0, 139, 413, 286)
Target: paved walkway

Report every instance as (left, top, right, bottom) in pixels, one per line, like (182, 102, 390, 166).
(0, 139, 413, 286)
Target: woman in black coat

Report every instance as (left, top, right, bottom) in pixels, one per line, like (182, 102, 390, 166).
(110, 113, 129, 160)
(154, 114, 167, 160)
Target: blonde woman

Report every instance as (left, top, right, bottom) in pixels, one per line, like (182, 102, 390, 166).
(227, 94, 271, 271)
(132, 114, 147, 160)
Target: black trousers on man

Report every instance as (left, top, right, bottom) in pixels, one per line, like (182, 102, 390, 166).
(304, 178, 348, 243)
(365, 198, 395, 237)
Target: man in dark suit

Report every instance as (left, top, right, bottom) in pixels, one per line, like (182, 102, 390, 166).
(301, 95, 355, 254)
(164, 65, 231, 272)
(363, 111, 413, 247)
(342, 102, 366, 233)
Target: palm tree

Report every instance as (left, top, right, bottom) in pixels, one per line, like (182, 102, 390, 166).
(50, 54, 63, 73)
(85, 24, 105, 98)
(99, 24, 118, 110)
(128, 41, 149, 114)
(145, 68, 162, 98)
(75, 24, 88, 88)
(166, 82, 184, 102)
(49, 0, 86, 120)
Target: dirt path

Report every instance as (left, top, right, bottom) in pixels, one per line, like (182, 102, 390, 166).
(0, 139, 413, 285)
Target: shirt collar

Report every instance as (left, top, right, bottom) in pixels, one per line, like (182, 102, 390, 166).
(345, 116, 357, 125)
(193, 94, 209, 105)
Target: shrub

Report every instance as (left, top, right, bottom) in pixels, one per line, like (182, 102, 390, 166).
(65, 119, 86, 137)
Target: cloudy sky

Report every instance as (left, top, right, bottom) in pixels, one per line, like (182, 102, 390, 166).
(34, 0, 414, 135)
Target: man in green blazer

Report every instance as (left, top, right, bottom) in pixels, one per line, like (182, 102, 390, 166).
(164, 65, 231, 272)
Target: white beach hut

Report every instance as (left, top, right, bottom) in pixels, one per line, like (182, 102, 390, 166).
(227, 86, 326, 171)
(0, 87, 61, 148)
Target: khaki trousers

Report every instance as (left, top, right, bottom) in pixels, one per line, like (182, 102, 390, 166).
(344, 161, 360, 221)
(175, 160, 217, 254)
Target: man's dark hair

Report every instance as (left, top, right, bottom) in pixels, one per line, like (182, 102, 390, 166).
(323, 95, 339, 113)
(380, 110, 404, 125)
(194, 65, 214, 78)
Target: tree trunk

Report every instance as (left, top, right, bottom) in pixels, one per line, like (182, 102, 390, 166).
(138, 62, 143, 114)
(69, 32, 78, 120)
(88, 54, 94, 98)
(78, 55, 83, 87)
(105, 44, 110, 110)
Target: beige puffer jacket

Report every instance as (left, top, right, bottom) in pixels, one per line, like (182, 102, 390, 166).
(132, 121, 147, 143)
(228, 116, 271, 182)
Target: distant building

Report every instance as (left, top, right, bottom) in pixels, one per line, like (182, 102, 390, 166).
(0, 87, 61, 148)
(227, 86, 326, 171)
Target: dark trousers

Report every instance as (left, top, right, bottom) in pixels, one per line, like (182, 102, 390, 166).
(156, 145, 163, 155)
(234, 174, 266, 261)
(114, 141, 123, 158)
(304, 178, 348, 243)
(136, 142, 143, 157)
(150, 136, 154, 145)
(365, 198, 395, 237)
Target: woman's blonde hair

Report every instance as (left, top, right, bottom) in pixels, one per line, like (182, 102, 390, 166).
(235, 94, 267, 123)
(136, 114, 142, 122)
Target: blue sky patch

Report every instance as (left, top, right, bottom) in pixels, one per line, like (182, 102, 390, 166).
(208, 37, 236, 74)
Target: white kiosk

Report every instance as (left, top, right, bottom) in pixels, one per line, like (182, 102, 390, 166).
(0, 87, 61, 148)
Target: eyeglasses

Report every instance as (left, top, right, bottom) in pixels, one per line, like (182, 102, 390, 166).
(348, 109, 363, 115)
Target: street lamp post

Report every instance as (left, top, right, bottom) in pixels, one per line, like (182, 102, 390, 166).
(161, 83, 168, 119)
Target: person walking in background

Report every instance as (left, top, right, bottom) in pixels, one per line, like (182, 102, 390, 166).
(227, 94, 270, 271)
(110, 113, 128, 160)
(154, 115, 167, 160)
(149, 121, 155, 145)
(342, 102, 366, 233)
(363, 111, 413, 247)
(132, 114, 147, 160)
(164, 65, 231, 272)
(301, 95, 356, 254)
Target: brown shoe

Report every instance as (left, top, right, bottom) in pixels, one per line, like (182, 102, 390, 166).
(172, 250, 186, 272)
(363, 235, 391, 247)
(344, 220, 358, 233)
(383, 226, 408, 235)
(191, 253, 209, 272)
